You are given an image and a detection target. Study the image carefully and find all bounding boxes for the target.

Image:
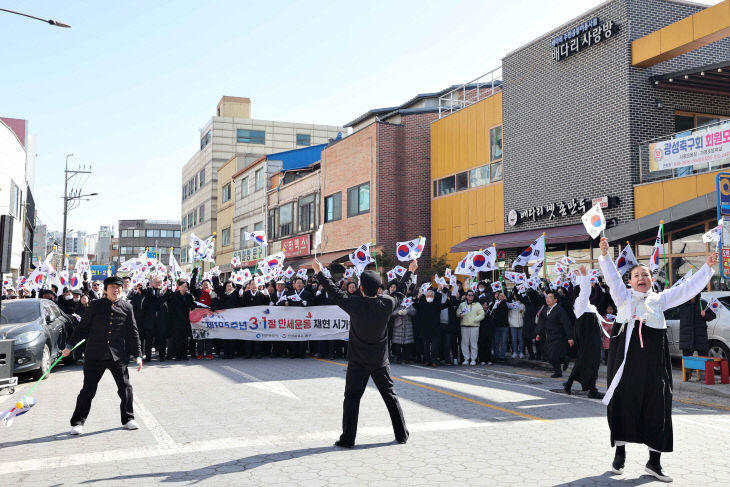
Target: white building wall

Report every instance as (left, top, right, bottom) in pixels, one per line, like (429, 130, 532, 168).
(0, 120, 27, 277)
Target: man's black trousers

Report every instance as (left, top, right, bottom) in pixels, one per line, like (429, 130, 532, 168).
(340, 363, 408, 446)
(70, 359, 134, 426)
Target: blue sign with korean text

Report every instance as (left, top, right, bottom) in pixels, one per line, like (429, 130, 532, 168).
(90, 265, 115, 280)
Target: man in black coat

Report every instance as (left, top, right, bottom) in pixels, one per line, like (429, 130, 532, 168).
(140, 276, 171, 361)
(313, 257, 416, 448)
(535, 289, 574, 378)
(167, 279, 196, 361)
(678, 294, 716, 356)
(285, 277, 315, 358)
(62, 276, 143, 435)
(212, 278, 243, 359)
(413, 288, 446, 367)
(241, 280, 271, 358)
(521, 288, 543, 360)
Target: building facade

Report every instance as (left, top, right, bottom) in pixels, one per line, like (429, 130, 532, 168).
(118, 219, 181, 264)
(94, 225, 114, 265)
(180, 96, 344, 262)
(434, 0, 730, 289)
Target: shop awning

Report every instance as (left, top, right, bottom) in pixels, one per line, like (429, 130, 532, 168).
(450, 223, 590, 252)
(316, 249, 353, 265)
(605, 191, 717, 242)
(651, 61, 730, 97)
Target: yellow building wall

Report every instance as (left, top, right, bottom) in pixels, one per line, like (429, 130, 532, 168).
(431, 92, 504, 268)
(634, 169, 720, 219)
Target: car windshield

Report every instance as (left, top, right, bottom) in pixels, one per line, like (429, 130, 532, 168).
(0, 300, 40, 324)
(717, 297, 730, 310)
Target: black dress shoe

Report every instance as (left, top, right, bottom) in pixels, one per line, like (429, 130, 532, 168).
(334, 440, 354, 449)
(550, 373, 562, 378)
(588, 390, 605, 399)
(562, 361, 570, 371)
(645, 462, 672, 482)
(396, 437, 408, 444)
(562, 381, 572, 395)
(612, 453, 625, 475)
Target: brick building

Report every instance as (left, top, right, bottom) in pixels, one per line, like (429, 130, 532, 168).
(317, 86, 471, 267)
(437, 0, 730, 288)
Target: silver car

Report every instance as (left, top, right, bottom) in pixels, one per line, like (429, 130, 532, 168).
(664, 292, 730, 360)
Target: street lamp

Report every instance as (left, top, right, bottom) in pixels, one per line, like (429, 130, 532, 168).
(0, 8, 71, 28)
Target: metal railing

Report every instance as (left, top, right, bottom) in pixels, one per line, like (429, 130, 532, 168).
(637, 118, 730, 185)
(438, 66, 503, 118)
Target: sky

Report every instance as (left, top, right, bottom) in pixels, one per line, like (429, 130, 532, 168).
(1, 0, 723, 236)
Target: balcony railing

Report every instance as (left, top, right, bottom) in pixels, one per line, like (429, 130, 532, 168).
(637, 118, 730, 185)
(438, 66, 503, 118)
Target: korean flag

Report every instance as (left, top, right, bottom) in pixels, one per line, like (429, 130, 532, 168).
(581, 204, 606, 239)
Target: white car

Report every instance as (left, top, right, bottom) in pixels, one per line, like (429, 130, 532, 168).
(664, 292, 730, 360)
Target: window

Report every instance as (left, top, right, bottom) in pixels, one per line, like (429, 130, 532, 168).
(174, 230, 180, 238)
(254, 221, 263, 231)
(192, 211, 197, 227)
(146, 229, 160, 238)
(255, 169, 264, 190)
(133, 229, 144, 238)
(296, 134, 311, 146)
(455, 172, 468, 191)
(490, 125, 503, 161)
(237, 129, 265, 144)
(112, 244, 118, 250)
(222, 227, 231, 246)
(279, 203, 294, 237)
(199, 205, 205, 222)
(268, 209, 277, 240)
(347, 182, 370, 217)
(438, 176, 455, 196)
(240, 226, 248, 248)
(433, 181, 438, 197)
(199, 168, 205, 186)
(222, 183, 231, 203)
(299, 194, 316, 232)
(182, 185, 186, 201)
(195, 174, 199, 190)
(120, 229, 130, 238)
(181, 247, 188, 263)
(469, 165, 490, 188)
(9, 180, 20, 217)
(200, 130, 211, 150)
(240, 176, 249, 197)
(491, 161, 503, 182)
(324, 192, 341, 222)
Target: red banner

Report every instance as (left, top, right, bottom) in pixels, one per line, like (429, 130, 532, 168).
(281, 234, 310, 258)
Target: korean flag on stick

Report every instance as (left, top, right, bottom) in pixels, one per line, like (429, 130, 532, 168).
(471, 247, 497, 272)
(395, 237, 426, 262)
(350, 242, 374, 268)
(615, 243, 638, 276)
(244, 231, 268, 248)
(581, 203, 606, 239)
(650, 224, 663, 277)
(671, 268, 693, 288)
(703, 220, 722, 243)
(512, 235, 545, 269)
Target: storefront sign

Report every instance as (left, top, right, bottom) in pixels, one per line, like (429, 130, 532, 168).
(722, 248, 730, 279)
(508, 198, 589, 226)
(649, 125, 730, 172)
(281, 234, 310, 258)
(551, 17, 619, 61)
(233, 246, 265, 267)
(719, 172, 730, 216)
(592, 196, 608, 208)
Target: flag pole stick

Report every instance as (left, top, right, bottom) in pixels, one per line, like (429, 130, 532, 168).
(542, 232, 547, 283)
(660, 220, 669, 288)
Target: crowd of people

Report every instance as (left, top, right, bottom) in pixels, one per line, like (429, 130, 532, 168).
(1, 264, 715, 375)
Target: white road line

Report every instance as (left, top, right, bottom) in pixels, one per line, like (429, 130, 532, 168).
(0, 418, 541, 475)
(132, 396, 179, 450)
(517, 403, 570, 409)
(222, 365, 299, 400)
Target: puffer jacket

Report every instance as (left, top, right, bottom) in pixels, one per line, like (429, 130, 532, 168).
(508, 301, 525, 328)
(458, 301, 485, 327)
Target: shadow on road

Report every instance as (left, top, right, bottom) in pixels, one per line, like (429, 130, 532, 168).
(0, 427, 119, 449)
(552, 471, 657, 486)
(79, 441, 397, 484)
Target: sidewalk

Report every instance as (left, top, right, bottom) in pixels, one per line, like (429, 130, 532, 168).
(500, 355, 730, 402)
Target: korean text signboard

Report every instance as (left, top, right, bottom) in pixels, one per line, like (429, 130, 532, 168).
(189, 305, 349, 341)
(281, 234, 310, 258)
(650, 124, 730, 172)
(716, 172, 730, 278)
(551, 17, 619, 61)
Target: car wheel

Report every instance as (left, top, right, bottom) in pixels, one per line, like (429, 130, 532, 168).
(30, 345, 51, 381)
(708, 340, 730, 361)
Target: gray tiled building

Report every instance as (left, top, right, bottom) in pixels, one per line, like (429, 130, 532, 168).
(118, 219, 181, 263)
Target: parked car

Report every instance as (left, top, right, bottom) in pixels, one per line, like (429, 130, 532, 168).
(0, 299, 72, 379)
(664, 292, 730, 361)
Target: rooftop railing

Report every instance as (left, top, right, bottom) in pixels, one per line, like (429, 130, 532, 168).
(438, 66, 503, 118)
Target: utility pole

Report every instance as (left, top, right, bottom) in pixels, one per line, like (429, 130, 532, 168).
(61, 155, 97, 268)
